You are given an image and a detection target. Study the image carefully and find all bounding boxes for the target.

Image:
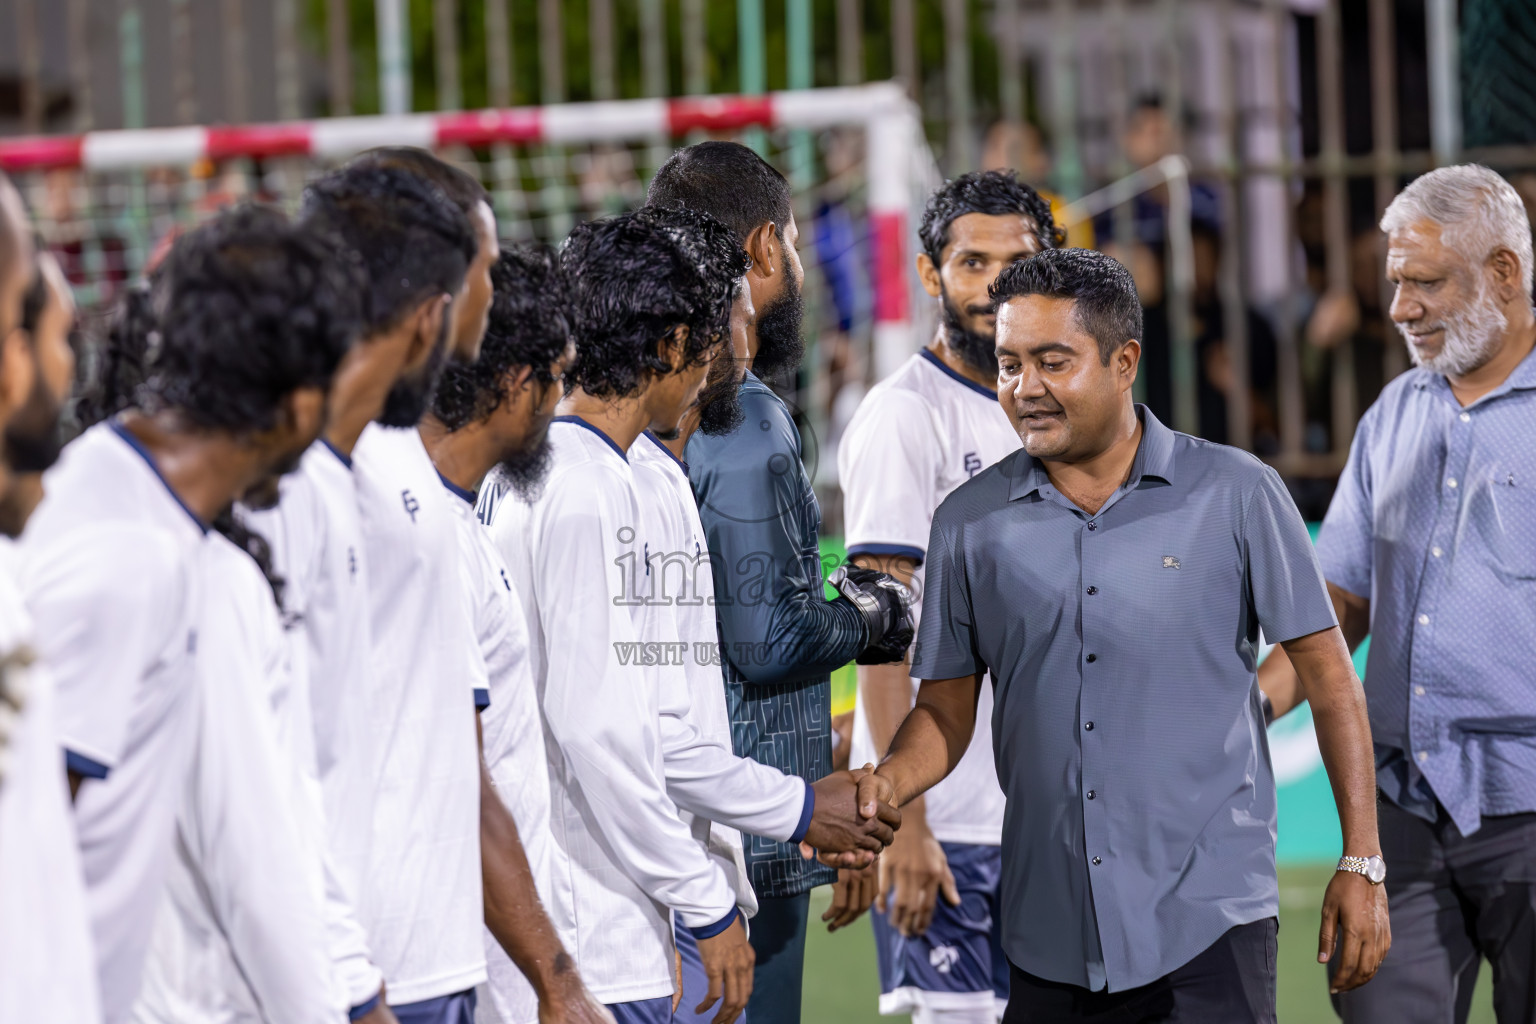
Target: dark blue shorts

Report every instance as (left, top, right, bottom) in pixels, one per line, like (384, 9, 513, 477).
(607, 995, 672, 1024)
(392, 989, 477, 1024)
(872, 842, 1008, 1017)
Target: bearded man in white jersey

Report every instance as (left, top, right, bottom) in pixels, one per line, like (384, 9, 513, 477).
(479, 207, 898, 1024)
(0, 189, 100, 1022)
(230, 161, 488, 1024)
(21, 204, 357, 1023)
(419, 244, 610, 1024)
(837, 170, 1062, 1024)
(293, 154, 495, 1024)
(623, 210, 885, 1024)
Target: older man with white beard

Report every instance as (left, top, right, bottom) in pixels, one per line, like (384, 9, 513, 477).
(1261, 164, 1536, 1022)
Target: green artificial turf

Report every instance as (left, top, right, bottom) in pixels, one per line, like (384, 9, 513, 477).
(802, 866, 1498, 1023)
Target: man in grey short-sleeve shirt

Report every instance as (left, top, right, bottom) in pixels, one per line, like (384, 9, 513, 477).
(851, 249, 1389, 1022)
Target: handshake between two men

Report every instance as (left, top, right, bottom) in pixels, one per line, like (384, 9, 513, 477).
(797, 566, 919, 918)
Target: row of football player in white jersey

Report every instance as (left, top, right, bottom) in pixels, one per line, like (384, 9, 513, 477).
(0, 147, 915, 1024)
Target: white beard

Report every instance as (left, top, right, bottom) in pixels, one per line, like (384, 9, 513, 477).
(1398, 283, 1508, 378)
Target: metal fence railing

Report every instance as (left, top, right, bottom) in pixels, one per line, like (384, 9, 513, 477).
(3, 0, 1536, 516)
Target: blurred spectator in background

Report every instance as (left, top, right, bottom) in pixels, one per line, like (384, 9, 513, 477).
(1190, 221, 1280, 451)
(982, 120, 1095, 249)
(1092, 96, 1221, 249)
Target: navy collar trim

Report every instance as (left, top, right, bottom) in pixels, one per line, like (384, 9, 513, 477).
(437, 471, 476, 506)
(108, 419, 211, 534)
(642, 430, 689, 474)
(919, 347, 998, 400)
(320, 437, 353, 469)
(553, 415, 628, 462)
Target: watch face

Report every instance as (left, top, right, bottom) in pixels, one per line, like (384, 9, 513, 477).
(1366, 855, 1387, 885)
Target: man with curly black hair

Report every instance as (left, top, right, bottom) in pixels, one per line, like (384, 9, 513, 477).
(648, 141, 916, 1024)
(418, 246, 609, 1024)
(835, 169, 1061, 1024)
(479, 207, 896, 1024)
(20, 204, 361, 1023)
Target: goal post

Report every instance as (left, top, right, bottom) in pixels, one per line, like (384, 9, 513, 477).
(0, 82, 933, 383)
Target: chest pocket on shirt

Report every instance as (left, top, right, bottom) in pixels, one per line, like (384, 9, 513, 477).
(1480, 470, 1536, 578)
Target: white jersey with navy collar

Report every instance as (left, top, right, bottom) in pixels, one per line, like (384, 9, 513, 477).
(20, 421, 208, 1021)
(240, 439, 385, 1010)
(0, 538, 101, 1024)
(442, 475, 548, 1024)
(132, 533, 342, 1024)
(351, 423, 487, 1005)
(629, 432, 810, 916)
(838, 349, 1016, 846)
(480, 418, 736, 1006)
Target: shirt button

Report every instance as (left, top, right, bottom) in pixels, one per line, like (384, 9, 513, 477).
(1087, 789, 1096, 800)
(1460, 412, 1471, 422)
(1087, 521, 1098, 531)
(1418, 750, 1429, 763)
(1086, 654, 1097, 663)
(1092, 857, 1102, 866)
(1432, 547, 1443, 558)
(1448, 477, 1458, 489)
(1418, 614, 1430, 625)
(1086, 586, 1098, 595)
(1414, 686, 1426, 696)
(1084, 721, 1095, 731)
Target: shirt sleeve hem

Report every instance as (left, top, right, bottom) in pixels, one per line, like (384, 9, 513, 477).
(685, 906, 741, 941)
(64, 748, 111, 779)
(846, 543, 926, 565)
(348, 991, 383, 1021)
(788, 781, 815, 844)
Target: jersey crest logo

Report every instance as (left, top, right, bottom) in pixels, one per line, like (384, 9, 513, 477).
(929, 944, 960, 974)
(401, 489, 420, 523)
(1162, 555, 1181, 570)
(963, 452, 983, 478)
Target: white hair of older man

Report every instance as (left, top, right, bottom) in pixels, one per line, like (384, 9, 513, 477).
(1381, 163, 1534, 295)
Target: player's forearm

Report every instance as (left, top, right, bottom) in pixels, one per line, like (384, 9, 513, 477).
(876, 675, 980, 806)
(1283, 627, 1381, 856)
(661, 717, 807, 841)
(479, 763, 578, 1000)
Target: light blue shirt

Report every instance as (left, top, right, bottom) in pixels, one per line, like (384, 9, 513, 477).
(1317, 344, 1536, 837)
(914, 408, 1336, 991)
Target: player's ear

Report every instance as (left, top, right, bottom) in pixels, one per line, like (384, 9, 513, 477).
(409, 294, 452, 360)
(657, 324, 690, 373)
(917, 252, 942, 298)
(1116, 339, 1141, 391)
(744, 222, 778, 281)
(0, 327, 36, 422)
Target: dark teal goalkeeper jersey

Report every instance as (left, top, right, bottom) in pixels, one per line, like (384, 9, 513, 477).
(685, 372, 867, 898)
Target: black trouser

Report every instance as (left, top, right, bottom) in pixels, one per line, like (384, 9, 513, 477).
(1333, 798, 1536, 1024)
(1001, 919, 1277, 1024)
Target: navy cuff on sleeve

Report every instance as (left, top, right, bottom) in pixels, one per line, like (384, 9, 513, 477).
(65, 749, 110, 780)
(473, 687, 491, 709)
(686, 905, 740, 941)
(348, 991, 383, 1020)
(788, 780, 815, 845)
